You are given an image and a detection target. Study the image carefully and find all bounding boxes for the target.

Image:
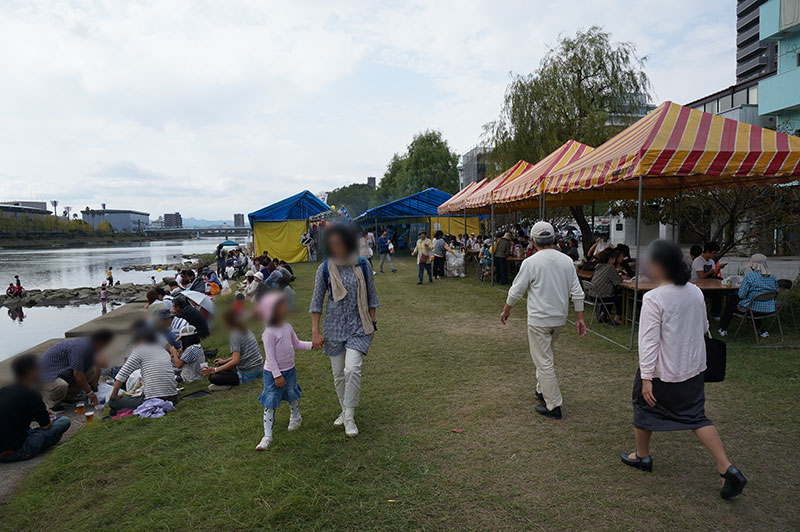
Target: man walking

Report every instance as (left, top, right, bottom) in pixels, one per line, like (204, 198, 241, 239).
(499, 221, 586, 419)
(377, 230, 397, 273)
(411, 230, 434, 284)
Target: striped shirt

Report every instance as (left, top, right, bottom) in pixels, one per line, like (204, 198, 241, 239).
(588, 263, 621, 299)
(40, 338, 94, 383)
(170, 316, 188, 333)
(229, 330, 263, 374)
(738, 271, 778, 313)
(115, 345, 177, 399)
(179, 344, 205, 382)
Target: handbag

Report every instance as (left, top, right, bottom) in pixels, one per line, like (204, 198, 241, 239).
(704, 334, 726, 382)
(419, 253, 429, 264)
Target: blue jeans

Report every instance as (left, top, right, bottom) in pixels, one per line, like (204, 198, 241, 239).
(418, 262, 432, 283)
(0, 417, 71, 462)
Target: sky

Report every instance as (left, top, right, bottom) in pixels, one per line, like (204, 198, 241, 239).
(0, 0, 736, 220)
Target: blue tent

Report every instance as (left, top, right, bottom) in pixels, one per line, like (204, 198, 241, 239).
(354, 188, 452, 221)
(248, 190, 330, 225)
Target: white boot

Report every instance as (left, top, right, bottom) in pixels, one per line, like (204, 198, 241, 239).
(344, 407, 358, 437)
(288, 416, 302, 431)
(255, 436, 272, 451)
(287, 400, 302, 430)
(333, 412, 345, 427)
(258, 408, 275, 450)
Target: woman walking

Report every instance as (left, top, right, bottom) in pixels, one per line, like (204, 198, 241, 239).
(310, 224, 379, 437)
(620, 240, 747, 499)
(431, 230, 456, 280)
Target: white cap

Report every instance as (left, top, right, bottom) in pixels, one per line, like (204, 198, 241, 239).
(531, 221, 555, 238)
(254, 272, 264, 280)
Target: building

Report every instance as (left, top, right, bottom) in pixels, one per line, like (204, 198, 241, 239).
(163, 212, 183, 228)
(758, 0, 800, 135)
(81, 209, 150, 232)
(737, 0, 778, 82)
(0, 202, 51, 220)
(0, 200, 49, 211)
(150, 216, 165, 229)
(685, 73, 776, 129)
(233, 213, 245, 227)
(461, 146, 488, 187)
(367, 176, 376, 189)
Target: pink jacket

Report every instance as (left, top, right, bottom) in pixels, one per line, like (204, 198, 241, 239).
(259, 293, 312, 378)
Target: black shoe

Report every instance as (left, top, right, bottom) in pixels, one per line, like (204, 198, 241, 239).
(50, 404, 66, 414)
(417, 282, 423, 285)
(535, 392, 545, 404)
(720, 465, 747, 499)
(535, 405, 562, 419)
(620, 452, 653, 472)
(429, 279, 433, 283)
(391, 269, 397, 273)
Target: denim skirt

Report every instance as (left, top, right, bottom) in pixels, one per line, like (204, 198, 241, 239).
(258, 367, 301, 409)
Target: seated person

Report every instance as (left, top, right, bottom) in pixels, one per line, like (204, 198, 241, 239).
(204, 310, 264, 390)
(278, 260, 294, 276)
(39, 330, 114, 410)
(172, 325, 205, 383)
(109, 322, 178, 415)
(718, 254, 779, 338)
(170, 295, 209, 338)
(692, 242, 726, 317)
(565, 238, 580, 261)
(0, 354, 71, 463)
(687, 244, 703, 270)
(280, 276, 297, 312)
(587, 236, 610, 260)
(615, 244, 634, 278)
(153, 308, 181, 355)
(587, 248, 624, 324)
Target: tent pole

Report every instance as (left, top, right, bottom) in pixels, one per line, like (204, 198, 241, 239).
(591, 201, 595, 233)
(629, 175, 644, 350)
(490, 201, 495, 286)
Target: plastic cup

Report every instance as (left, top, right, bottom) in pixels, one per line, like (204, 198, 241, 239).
(75, 402, 85, 415)
(200, 362, 209, 370)
(85, 411, 95, 423)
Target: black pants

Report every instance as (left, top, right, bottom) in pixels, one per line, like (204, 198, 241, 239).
(208, 369, 240, 386)
(720, 293, 768, 332)
(494, 256, 508, 285)
(590, 293, 623, 318)
(433, 256, 446, 278)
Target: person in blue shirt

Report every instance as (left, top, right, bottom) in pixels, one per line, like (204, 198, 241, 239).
(718, 254, 778, 338)
(377, 230, 397, 273)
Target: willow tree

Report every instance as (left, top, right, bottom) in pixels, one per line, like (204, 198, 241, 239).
(484, 26, 651, 252)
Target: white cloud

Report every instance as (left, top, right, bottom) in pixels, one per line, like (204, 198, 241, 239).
(0, 0, 735, 219)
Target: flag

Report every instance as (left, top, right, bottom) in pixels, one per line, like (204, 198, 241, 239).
(338, 206, 351, 221)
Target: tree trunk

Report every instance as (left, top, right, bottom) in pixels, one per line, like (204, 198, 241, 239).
(570, 206, 594, 256)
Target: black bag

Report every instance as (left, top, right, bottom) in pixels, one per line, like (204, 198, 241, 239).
(704, 336, 727, 382)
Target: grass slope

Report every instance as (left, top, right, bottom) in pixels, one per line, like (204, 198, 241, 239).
(1, 256, 798, 531)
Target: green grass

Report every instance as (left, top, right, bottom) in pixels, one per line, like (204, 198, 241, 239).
(1, 255, 799, 531)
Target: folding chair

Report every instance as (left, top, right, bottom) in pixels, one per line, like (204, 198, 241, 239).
(582, 280, 616, 327)
(776, 279, 796, 329)
(732, 291, 783, 343)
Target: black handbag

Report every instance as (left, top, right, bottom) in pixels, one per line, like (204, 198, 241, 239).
(704, 335, 727, 382)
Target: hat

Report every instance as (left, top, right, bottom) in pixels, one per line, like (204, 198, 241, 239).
(245, 271, 254, 277)
(254, 272, 264, 280)
(418, 230, 427, 235)
(531, 221, 555, 239)
(176, 324, 198, 339)
(156, 308, 172, 320)
(257, 292, 285, 324)
(503, 232, 512, 239)
(748, 253, 770, 275)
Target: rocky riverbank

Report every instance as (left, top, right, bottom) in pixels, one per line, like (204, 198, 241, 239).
(0, 282, 151, 308)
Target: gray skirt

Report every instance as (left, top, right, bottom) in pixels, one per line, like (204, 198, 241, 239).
(632, 369, 713, 432)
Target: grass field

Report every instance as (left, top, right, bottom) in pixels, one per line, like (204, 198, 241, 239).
(1, 255, 798, 531)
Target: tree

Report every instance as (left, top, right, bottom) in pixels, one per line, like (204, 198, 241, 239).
(326, 183, 376, 218)
(484, 26, 651, 252)
(377, 130, 459, 202)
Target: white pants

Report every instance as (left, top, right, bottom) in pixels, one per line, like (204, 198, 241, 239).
(330, 349, 363, 413)
(527, 325, 564, 410)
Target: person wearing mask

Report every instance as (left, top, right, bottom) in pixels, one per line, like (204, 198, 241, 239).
(499, 222, 586, 419)
(411, 230, 434, 285)
(431, 230, 456, 280)
(718, 253, 778, 338)
(170, 295, 209, 338)
(39, 330, 114, 410)
(310, 224, 379, 437)
(0, 355, 71, 462)
(493, 232, 513, 285)
(620, 240, 747, 499)
(377, 229, 397, 273)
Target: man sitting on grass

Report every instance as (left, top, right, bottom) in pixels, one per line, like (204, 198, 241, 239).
(0, 354, 71, 463)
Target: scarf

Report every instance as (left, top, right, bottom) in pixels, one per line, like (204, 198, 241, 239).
(328, 255, 374, 335)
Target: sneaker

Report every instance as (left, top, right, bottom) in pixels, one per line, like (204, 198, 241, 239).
(391, 269, 397, 273)
(255, 437, 272, 451)
(333, 412, 345, 427)
(288, 416, 302, 431)
(759, 330, 769, 338)
(344, 418, 359, 437)
(208, 384, 232, 391)
(718, 329, 728, 337)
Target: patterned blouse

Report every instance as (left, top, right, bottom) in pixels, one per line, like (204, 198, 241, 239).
(309, 262, 379, 357)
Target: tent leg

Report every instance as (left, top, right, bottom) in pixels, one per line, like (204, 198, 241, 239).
(629, 175, 644, 350)
(490, 202, 495, 287)
(591, 201, 595, 233)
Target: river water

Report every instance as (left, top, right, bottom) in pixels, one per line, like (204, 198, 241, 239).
(1, 238, 229, 360)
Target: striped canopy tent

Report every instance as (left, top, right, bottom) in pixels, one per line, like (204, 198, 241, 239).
(437, 180, 480, 215)
(542, 101, 800, 204)
(492, 140, 594, 211)
(463, 160, 533, 212)
(443, 178, 490, 213)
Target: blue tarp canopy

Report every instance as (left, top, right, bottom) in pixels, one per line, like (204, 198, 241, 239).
(220, 240, 239, 246)
(355, 188, 453, 221)
(248, 190, 330, 226)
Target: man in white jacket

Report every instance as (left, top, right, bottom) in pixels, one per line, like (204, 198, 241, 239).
(500, 221, 586, 419)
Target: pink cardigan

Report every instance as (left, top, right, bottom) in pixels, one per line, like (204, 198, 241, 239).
(262, 323, 312, 378)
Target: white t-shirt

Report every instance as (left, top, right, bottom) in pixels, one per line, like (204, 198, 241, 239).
(691, 256, 716, 279)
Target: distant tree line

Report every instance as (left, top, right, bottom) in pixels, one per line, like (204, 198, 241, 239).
(0, 213, 113, 236)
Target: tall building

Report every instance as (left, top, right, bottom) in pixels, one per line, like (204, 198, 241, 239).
(758, 0, 800, 135)
(234, 213, 245, 227)
(367, 176, 376, 189)
(737, 0, 778, 82)
(163, 212, 183, 228)
(461, 146, 488, 186)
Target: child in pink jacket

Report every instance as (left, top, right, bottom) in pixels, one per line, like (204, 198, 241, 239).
(256, 292, 314, 451)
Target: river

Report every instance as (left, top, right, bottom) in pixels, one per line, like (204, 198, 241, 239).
(1, 238, 231, 360)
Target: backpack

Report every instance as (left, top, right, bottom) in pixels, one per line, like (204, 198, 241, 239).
(322, 258, 371, 294)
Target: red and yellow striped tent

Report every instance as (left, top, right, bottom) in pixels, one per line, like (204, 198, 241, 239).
(492, 140, 594, 209)
(542, 101, 800, 203)
(436, 180, 480, 215)
(443, 178, 490, 213)
(462, 160, 533, 212)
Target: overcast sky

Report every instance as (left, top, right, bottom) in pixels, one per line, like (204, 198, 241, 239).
(0, 1, 736, 220)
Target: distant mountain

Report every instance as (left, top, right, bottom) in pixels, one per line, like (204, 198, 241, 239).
(181, 217, 236, 228)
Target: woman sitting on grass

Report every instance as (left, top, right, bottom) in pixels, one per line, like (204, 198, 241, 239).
(203, 309, 264, 391)
(171, 325, 204, 383)
(256, 292, 316, 451)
